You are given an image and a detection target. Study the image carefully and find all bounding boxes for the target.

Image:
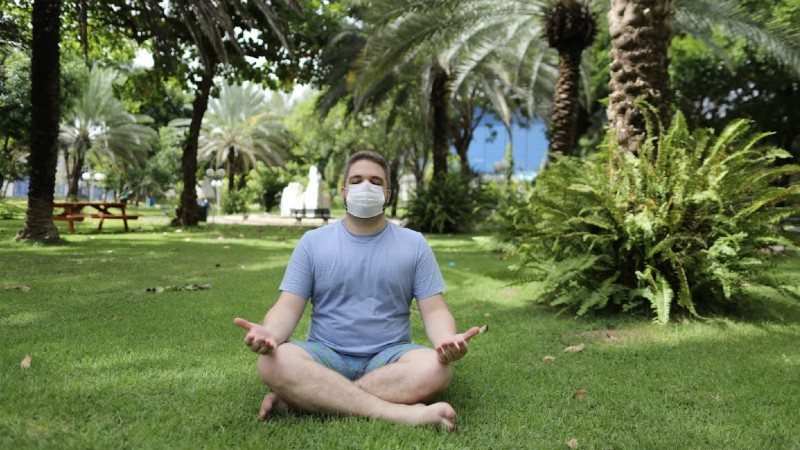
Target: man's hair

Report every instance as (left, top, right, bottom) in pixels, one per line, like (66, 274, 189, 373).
(343, 151, 391, 186)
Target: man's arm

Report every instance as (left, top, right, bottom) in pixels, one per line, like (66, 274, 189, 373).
(234, 290, 307, 354)
(418, 294, 481, 364)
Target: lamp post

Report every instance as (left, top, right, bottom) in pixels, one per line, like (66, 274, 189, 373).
(81, 171, 106, 200)
(206, 168, 226, 223)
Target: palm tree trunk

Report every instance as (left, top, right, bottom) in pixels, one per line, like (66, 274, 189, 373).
(607, 0, 674, 153)
(227, 146, 236, 190)
(17, 0, 61, 242)
(548, 48, 583, 156)
(452, 95, 485, 173)
(431, 66, 450, 178)
(68, 150, 84, 199)
(177, 64, 215, 226)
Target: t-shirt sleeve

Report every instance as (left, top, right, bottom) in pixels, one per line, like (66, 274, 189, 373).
(279, 235, 313, 300)
(413, 236, 447, 302)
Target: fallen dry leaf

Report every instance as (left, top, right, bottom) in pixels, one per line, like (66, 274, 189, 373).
(111, 315, 123, 321)
(483, 312, 492, 318)
(573, 389, 588, 399)
(5, 284, 31, 292)
(566, 438, 579, 448)
(478, 325, 489, 334)
(543, 355, 556, 362)
(564, 343, 586, 353)
(604, 332, 619, 343)
(21, 355, 31, 369)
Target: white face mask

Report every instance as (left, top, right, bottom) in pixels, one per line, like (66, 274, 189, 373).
(345, 182, 386, 218)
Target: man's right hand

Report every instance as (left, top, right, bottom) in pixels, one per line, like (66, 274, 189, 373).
(234, 318, 278, 355)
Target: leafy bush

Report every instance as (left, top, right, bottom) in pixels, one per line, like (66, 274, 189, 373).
(223, 184, 249, 215)
(404, 172, 492, 234)
(245, 162, 291, 212)
(0, 199, 25, 219)
(499, 112, 800, 322)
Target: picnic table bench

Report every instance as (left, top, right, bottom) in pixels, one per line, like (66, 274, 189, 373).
(53, 201, 139, 234)
(290, 208, 331, 224)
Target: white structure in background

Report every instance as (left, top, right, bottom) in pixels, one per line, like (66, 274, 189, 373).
(280, 182, 305, 217)
(398, 174, 416, 205)
(279, 166, 331, 217)
(303, 166, 327, 211)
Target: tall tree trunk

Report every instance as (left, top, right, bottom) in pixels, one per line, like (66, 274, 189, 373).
(227, 146, 235, 190)
(388, 153, 403, 218)
(17, 0, 61, 242)
(67, 150, 85, 199)
(78, 0, 89, 65)
(430, 66, 450, 179)
(452, 94, 484, 174)
(176, 65, 215, 226)
(548, 48, 583, 156)
(607, 0, 674, 153)
(0, 136, 9, 194)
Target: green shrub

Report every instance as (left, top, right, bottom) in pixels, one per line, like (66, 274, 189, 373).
(499, 112, 800, 322)
(0, 199, 25, 219)
(245, 162, 290, 212)
(403, 172, 492, 234)
(222, 185, 249, 214)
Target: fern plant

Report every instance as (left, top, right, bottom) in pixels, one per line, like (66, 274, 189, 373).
(500, 112, 800, 322)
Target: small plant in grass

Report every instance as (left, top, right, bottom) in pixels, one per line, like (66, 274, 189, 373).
(499, 111, 800, 322)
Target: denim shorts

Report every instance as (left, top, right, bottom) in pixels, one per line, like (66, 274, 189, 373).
(288, 340, 427, 381)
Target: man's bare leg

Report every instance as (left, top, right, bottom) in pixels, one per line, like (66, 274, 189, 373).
(256, 343, 456, 430)
(355, 348, 452, 404)
(259, 348, 451, 418)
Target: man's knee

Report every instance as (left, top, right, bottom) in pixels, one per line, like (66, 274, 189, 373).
(404, 349, 453, 396)
(256, 343, 311, 387)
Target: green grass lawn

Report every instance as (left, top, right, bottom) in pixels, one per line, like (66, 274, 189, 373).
(2, 214, 800, 449)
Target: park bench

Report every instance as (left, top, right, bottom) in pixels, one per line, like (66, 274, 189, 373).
(290, 208, 331, 224)
(53, 201, 139, 233)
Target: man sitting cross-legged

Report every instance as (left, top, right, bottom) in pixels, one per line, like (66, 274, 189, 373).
(234, 151, 480, 431)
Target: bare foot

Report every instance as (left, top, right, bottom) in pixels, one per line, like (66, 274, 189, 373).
(258, 392, 288, 421)
(409, 402, 456, 431)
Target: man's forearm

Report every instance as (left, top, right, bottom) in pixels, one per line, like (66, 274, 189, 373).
(422, 307, 458, 347)
(262, 292, 306, 343)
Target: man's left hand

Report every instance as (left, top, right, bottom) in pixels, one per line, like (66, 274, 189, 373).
(435, 327, 481, 364)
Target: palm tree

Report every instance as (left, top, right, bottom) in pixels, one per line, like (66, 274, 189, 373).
(98, 0, 302, 226)
(608, 0, 800, 153)
(544, 0, 597, 155)
(351, 0, 565, 169)
(352, 0, 800, 158)
(17, 0, 61, 242)
(192, 82, 290, 190)
(59, 65, 156, 198)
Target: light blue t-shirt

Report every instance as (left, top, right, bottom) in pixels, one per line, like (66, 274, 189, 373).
(279, 220, 446, 356)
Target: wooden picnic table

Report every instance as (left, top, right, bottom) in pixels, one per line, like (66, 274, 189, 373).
(53, 201, 139, 234)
